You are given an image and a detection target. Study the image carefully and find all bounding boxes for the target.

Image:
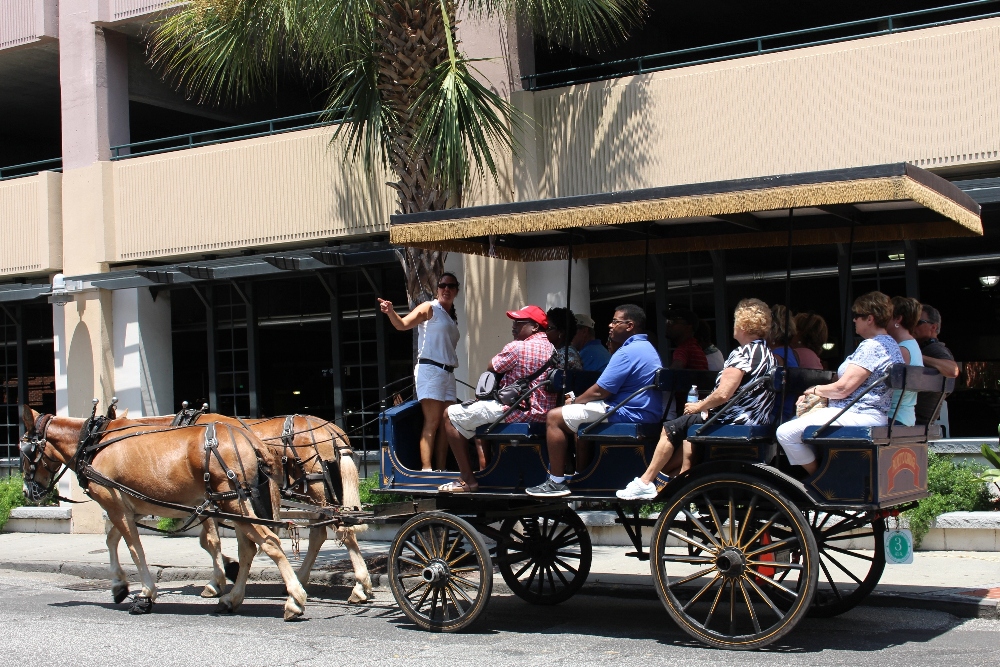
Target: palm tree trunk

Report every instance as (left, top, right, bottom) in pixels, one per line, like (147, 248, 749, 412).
(377, 0, 459, 306)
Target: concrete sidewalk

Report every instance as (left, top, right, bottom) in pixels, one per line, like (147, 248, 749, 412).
(1, 532, 998, 618)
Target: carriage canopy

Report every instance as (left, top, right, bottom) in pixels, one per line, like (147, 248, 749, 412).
(389, 163, 981, 261)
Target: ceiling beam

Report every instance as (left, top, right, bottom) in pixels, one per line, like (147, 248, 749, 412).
(711, 213, 763, 231)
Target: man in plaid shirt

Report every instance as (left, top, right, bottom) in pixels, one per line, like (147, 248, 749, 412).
(439, 305, 555, 493)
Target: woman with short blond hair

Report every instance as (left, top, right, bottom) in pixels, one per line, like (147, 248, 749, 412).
(776, 292, 903, 475)
(617, 298, 777, 499)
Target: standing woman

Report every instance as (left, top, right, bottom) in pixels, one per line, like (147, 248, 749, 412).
(378, 273, 461, 471)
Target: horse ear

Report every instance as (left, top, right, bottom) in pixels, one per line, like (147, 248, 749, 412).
(21, 404, 35, 430)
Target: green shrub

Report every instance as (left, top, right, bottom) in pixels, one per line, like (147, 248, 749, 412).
(359, 475, 408, 506)
(0, 473, 26, 531)
(903, 453, 993, 547)
(156, 517, 186, 532)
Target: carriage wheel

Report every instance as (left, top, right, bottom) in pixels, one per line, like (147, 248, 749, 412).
(808, 510, 886, 618)
(650, 473, 819, 650)
(388, 512, 493, 632)
(495, 509, 593, 605)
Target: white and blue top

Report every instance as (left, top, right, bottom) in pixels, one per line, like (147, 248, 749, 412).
(889, 339, 923, 426)
(831, 335, 904, 417)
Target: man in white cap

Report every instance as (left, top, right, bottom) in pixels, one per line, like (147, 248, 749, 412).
(572, 313, 612, 373)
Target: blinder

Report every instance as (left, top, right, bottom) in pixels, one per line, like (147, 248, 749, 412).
(20, 413, 58, 501)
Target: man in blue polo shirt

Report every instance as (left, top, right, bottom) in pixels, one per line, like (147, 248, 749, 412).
(527, 304, 663, 497)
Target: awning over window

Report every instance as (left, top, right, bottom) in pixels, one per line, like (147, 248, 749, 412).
(389, 164, 982, 261)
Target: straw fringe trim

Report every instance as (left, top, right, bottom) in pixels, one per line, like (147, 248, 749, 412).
(390, 176, 938, 245)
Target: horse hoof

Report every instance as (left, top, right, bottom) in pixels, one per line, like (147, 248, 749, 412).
(224, 561, 240, 583)
(112, 585, 130, 604)
(214, 600, 234, 615)
(128, 595, 154, 615)
(283, 607, 304, 621)
(200, 584, 222, 598)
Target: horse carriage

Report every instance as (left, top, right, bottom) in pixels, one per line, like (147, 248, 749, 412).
(374, 163, 976, 649)
(17, 163, 977, 649)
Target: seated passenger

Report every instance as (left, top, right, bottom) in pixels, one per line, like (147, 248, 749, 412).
(617, 299, 777, 500)
(438, 305, 555, 493)
(696, 320, 725, 372)
(887, 296, 924, 426)
(546, 307, 583, 372)
(768, 303, 800, 423)
(527, 304, 663, 498)
(792, 312, 828, 370)
(776, 292, 904, 475)
(572, 313, 612, 372)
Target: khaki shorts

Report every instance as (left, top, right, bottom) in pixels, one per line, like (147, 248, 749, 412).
(561, 401, 610, 434)
(446, 400, 507, 440)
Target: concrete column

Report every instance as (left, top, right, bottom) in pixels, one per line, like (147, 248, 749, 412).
(463, 255, 527, 377)
(56, 3, 131, 532)
(112, 288, 174, 417)
(525, 259, 590, 315)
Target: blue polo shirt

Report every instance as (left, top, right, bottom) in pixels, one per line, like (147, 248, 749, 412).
(596, 334, 664, 423)
(579, 339, 612, 373)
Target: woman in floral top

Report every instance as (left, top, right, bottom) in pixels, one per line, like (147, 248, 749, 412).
(777, 292, 904, 474)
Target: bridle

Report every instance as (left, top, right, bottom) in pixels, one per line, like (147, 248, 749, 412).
(19, 413, 70, 502)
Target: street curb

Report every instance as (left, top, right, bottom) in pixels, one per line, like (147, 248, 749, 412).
(2, 561, 995, 618)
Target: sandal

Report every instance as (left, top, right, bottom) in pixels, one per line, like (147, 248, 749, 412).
(438, 480, 478, 494)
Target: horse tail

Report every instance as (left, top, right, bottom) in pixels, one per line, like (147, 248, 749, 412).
(315, 419, 367, 536)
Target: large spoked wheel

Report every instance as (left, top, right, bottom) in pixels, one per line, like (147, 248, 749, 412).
(388, 512, 493, 632)
(650, 473, 819, 650)
(495, 509, 593, 605)
(808, 510, 886, 618)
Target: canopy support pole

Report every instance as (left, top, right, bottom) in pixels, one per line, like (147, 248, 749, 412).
(565, 237, 573, 374)
(838, 219, 858, 357)
(709, 250, 728, 355)
(904, 240, 920, 299)
(780, 209, 794, 425)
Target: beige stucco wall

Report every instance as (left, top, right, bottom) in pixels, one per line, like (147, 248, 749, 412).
(110, 126, 396, 261)
(0, 171, 62, 276)
(519, 17, 1000, 199)
(0, 0, 57, 51)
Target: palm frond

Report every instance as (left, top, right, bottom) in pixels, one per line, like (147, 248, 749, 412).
(325, 49, 396, 170)
(411, 55, 523, 200)
(464, 0, 648, 52)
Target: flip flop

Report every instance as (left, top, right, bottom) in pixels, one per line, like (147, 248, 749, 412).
(438, 480, 478, 494)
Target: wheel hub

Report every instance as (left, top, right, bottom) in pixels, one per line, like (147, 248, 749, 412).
(421, 560, 449, 584)
(714, 548, 746, 578)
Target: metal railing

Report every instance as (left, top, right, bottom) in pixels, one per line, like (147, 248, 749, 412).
(523, 0, 1000, 91)
(111, 109, 344, 160)
(0, 158, 62, 182)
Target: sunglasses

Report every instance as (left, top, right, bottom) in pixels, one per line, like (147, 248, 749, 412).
(438, 282, 459, 290)
(917, 319, 933, 325)
(851, 312, 868, 320)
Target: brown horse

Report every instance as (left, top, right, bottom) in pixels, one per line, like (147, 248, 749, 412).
(19, 406, 308, 620)
(121, 412, 374, 603)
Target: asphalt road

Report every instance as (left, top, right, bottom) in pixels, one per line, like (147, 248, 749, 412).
(1, 568, 997, 667)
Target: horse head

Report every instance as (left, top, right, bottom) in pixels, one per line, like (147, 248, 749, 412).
(19, 405, 60, 501)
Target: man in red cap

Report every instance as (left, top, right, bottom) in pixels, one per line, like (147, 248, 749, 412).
(438, 305, 555, 493)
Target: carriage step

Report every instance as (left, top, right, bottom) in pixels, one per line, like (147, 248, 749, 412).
(625, 551, 650, 561)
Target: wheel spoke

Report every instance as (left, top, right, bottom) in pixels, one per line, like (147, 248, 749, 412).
(398, 555, 426, 569)
(448, 549, 473, 567)
(729, 576, 737, 636)
(553, 556, 580, 576)
(512, 558, 534, 579)
(661, 554, 716, 564)
(747, 560, 803, 570)
(818, 557, 843, 600)
(666, 566, 717, 589)
(415, 531, 433, 562)
(746, 536, 798, 558)
(823, 551, 865, 585)
(402, 578, 428, 599)
(822, 544, 875, 562)
(683, 574, 722, 611)
(739, 579, 762, 634)
(450, 574, 482, 590)
(448, 580, 475, 605)
(682, 509, 723, 550)
(736, 496, 758, 546)
(412, 581, 432, 609)
(403, 540, 430, 564)
(741, 512, 780, 550)
(551, 563, 571, 587)
(743, 574, 785, 619)
(445, 583, 466, 616)
(443, 531, 462, 562)
(728, 490, 736, 546)
(824, 531, 875, 542)
(754, 570, 798, 599)
(703, 578, 727, 628)
(703, 495, 727, 546)
(668, 528, 719, 554)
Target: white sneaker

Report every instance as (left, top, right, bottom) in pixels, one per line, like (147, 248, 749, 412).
(616, 477, 658, 500)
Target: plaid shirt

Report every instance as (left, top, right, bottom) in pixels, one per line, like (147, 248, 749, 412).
(491, 332, 556, 422)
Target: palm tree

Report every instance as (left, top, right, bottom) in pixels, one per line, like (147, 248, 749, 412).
(151, 0, 647, 303)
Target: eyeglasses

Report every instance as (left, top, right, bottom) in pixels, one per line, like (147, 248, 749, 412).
(610, 318, 632, 326)
(438, 282, 459, 290)
(917, 319, 933, 325)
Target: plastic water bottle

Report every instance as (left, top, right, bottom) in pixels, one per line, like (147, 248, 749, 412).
(687, 385, 699, 404)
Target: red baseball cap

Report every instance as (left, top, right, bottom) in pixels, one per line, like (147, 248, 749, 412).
(506, 305, 548, 328)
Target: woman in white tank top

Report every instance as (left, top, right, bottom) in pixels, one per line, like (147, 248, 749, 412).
(378, 272, 461, 471)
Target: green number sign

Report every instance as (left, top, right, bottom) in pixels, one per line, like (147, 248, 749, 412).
(885, 529, 913, 564)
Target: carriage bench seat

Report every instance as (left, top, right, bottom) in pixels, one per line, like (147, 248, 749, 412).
(475, 421, 546, 442)
(579, 422, 663, 441)
(801, 423, 939, 446)
(686, 423, 775, 442)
